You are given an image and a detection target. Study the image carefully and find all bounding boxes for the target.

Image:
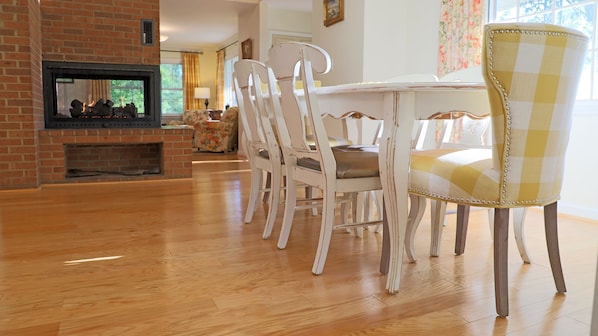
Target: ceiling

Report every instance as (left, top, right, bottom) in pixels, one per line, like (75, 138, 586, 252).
(159, 0, 312, 51)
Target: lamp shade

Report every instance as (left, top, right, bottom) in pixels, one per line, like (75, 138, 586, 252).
(194, 87, 210, 99)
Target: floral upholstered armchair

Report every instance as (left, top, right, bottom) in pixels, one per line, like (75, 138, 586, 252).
(193, 107, 239, 152)
(178, 109, 209, 150)
(177, 107, 238, 152)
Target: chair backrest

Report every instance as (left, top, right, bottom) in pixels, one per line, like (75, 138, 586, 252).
(430, 66, 492, 149)
(482, 23, 588, 205)
(439, 66, 483, 82)
(234, 59, 281, 165)
(385, 73, 439, 83)
(266, 42, 335, 172)
(182, 109, 209, 126)
(220, 106, 238, 123)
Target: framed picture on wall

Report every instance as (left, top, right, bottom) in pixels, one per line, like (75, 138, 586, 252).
(241, 38, 252, 59)
(324, 0, 344, 27)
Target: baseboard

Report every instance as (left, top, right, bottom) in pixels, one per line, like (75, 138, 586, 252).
(558, 202, 598, 221)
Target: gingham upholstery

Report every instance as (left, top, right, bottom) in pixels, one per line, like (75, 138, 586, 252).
(410, 23, 588, 208)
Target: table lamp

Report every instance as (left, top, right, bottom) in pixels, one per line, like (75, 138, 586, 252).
(194, 87, 210, 110)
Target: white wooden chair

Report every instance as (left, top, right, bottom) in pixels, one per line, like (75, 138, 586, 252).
(266, 42, 383, 275)
(234, 60, 286, 239)
(235, 59, 359, 240)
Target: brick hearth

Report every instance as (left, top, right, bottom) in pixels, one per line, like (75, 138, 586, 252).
(38, 127, 193, 184)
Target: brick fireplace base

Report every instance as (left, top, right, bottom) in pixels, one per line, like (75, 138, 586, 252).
(38, 127, 194, 184)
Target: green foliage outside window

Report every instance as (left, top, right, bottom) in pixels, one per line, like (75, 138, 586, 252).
(160, 63, 183, 114)
(111, 80, 145, 114)
(107, 64, 183, 116)
(491, 0, 596, 99)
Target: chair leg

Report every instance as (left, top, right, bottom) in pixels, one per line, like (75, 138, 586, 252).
(454, 205, 470, 255)
(340, 192, 359, 237)
(488, 208, 530, 263)
(544, 202, 566, 293)
(349, 192, 363, 238)
(277, 172, 297, 250)
(306, 186, 319, 216)
(373, 190, 383, 233)
(405, 194, 427, 262)
(244, 167, 263, 224)
(262, 172, 271, 202)
(513, 207, 531, 264)
(494, 207, 510, 317)
(430, 200, 447, 257)
(312, 188, 336, 275)
(262, 169, 282, 240)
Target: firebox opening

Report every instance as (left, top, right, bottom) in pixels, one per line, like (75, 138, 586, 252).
(64, 143, 162, 179)
(43, 61, 162, 129)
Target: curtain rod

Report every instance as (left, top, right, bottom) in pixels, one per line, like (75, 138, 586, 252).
(160, 49, 204, 55)
(217, 40, 238, 52)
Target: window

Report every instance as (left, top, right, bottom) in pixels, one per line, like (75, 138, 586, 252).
(110, 80, 145, 114)
(223, 55, 238, 108)
(160, 63, 183, 114)
(488, 0, 596, 100)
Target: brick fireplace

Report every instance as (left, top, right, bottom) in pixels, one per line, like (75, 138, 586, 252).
(0, 0, 192, 189)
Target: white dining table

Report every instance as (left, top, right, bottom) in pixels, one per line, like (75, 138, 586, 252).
(315, 81, 491, 293)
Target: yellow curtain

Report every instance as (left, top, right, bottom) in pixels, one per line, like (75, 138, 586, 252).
(215, 49, 225, 110)
(183, 52, 202, 110)
(437, 0, 484, 77)
(88, 80, 111, 105)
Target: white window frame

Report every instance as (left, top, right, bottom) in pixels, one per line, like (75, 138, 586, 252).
(224, 55, 238, 108)
(487, 0, 597, 102)
(160, 51, 184, 116)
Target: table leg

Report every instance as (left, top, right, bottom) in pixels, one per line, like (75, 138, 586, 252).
(380, 92, 414, 294)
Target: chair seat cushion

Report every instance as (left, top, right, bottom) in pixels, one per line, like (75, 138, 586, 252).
(297, 145, 379, 178)
(409, 148, 501, 205)
(258, 148, 284, 164)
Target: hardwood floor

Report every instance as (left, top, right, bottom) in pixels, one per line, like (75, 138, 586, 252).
(0, 154, 596, 335)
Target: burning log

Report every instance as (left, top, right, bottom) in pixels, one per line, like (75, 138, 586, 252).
(68, 99, 138, 118)
(70, 99, 84, 117)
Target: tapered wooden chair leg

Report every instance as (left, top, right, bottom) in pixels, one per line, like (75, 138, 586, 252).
(544, 202, 566, 293)
(455, 205, 470, 255)
(494, 208, 510, 317)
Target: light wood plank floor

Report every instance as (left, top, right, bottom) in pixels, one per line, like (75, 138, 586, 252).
(0, 153, 596, 335)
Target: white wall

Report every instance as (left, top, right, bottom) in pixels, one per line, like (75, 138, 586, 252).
(309, 0, 366, 85)
(560, 112, 598, 219)
(239, 5, 261, 61)
(310, 0, 441, 84)
(267, 7, 312, 39)
(362, 0, 407, 82)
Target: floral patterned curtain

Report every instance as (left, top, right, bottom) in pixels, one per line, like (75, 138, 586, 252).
(183, 52, 202, 110)
(215, 49, 225, 110)
(438, 0, 484, 77)
(437, 0, 485, 143)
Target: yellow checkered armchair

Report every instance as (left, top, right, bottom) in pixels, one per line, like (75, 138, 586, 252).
(408, 23, 588, 317)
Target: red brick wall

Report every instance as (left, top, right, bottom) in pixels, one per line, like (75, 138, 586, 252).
(0, 0, 43, 189)
(41, 0, 160, 65)
(0, 0, 162, 190)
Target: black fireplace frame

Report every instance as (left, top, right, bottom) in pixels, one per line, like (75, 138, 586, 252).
(42, 61, 162, 129)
